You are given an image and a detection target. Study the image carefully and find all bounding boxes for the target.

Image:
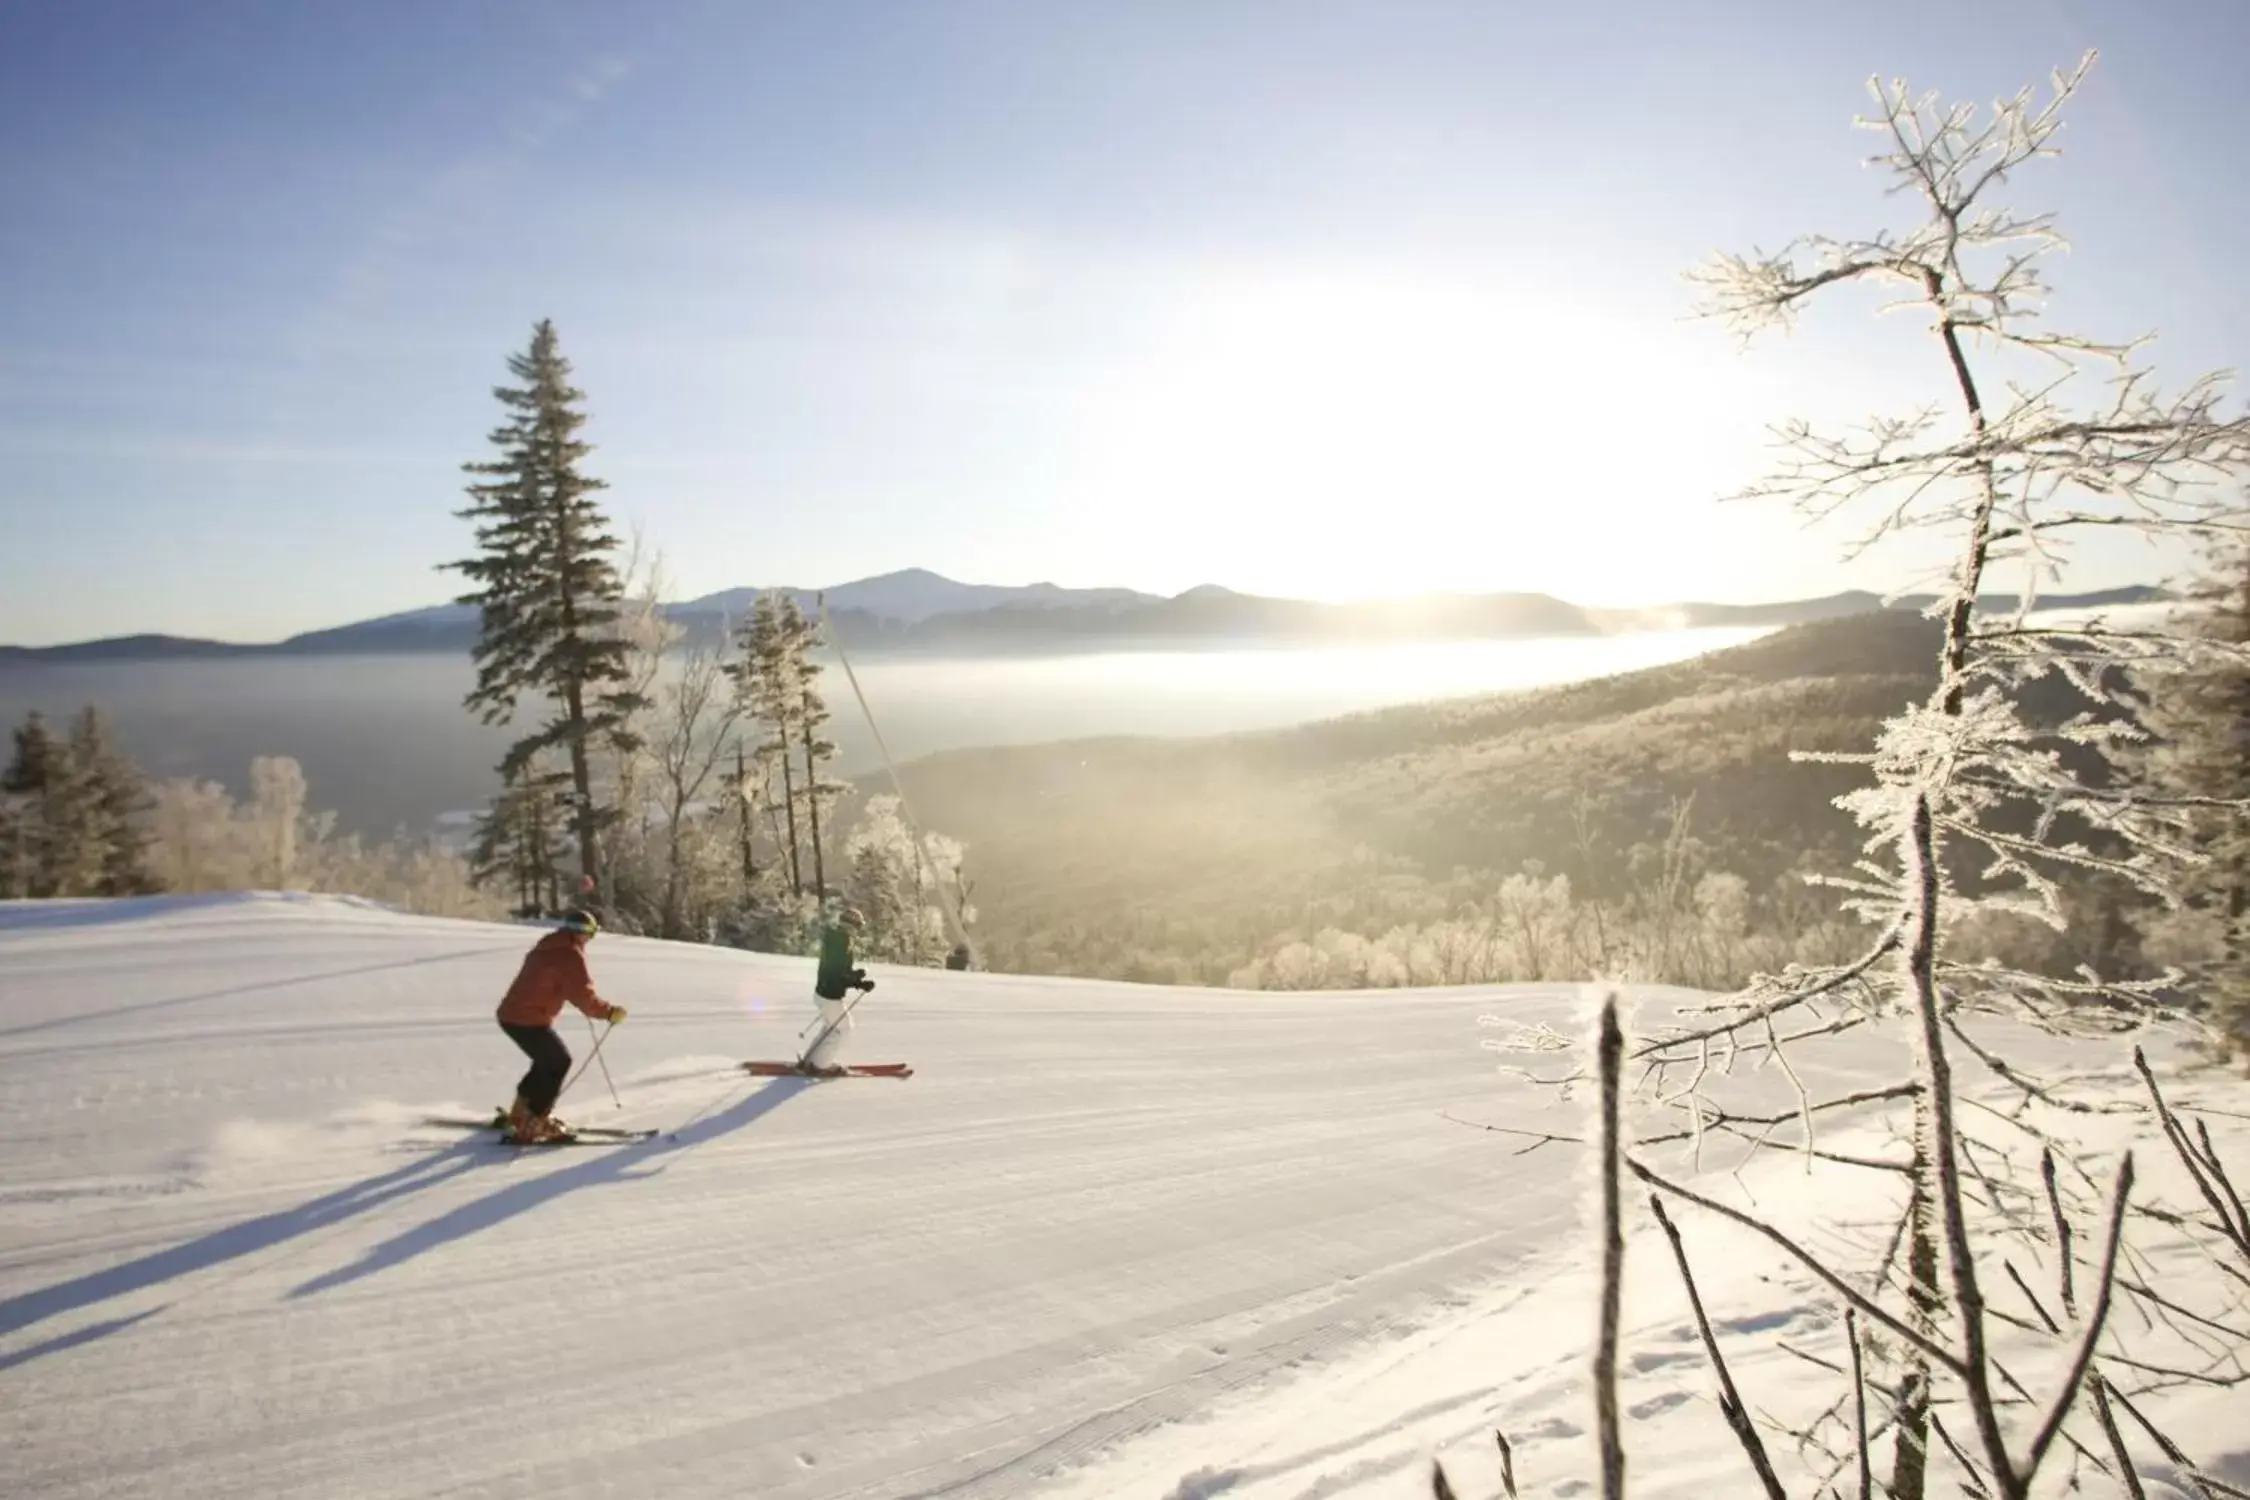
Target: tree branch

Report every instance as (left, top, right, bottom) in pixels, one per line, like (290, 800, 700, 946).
(2089, 1379, 2148, 1500)
(1626, 1155, 1970, 1378)
(2022, 1155, 2135, 1481)
(1649, 1193, 1790, 1500)
(1847, 1308, 1873, 1500)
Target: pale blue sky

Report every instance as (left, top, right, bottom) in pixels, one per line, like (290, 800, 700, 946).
(1, 0, 2242, 644)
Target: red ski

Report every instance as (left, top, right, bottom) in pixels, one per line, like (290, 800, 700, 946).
(743, 1060, 915, 1078)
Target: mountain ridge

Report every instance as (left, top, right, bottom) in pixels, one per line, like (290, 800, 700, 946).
(0, 571, 2170, 663)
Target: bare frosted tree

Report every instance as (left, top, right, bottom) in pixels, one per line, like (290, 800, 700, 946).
(649, 627, 744, 938)
(247, 756, 308, 891)
(580, 535, 685, 931)
(599, 526, 678, 837)
(143, 760, 500, 918)
(1489, 51, 2250, 1500)
(147, 778, 243, 892)
(732, 739, 764, 888)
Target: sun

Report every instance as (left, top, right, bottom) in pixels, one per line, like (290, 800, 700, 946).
(1062, 262, 1796, 605)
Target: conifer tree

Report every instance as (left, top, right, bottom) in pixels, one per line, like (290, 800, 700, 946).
(4, 710, 58, 791)
(787, 598, 844, 902)
(0, 793, 24, 899)
(72, 707, 156, 895)
(469, 761, 567, 917)
(729, 593, 804, 894)
(448, 319, 644, 894)
(1, 707, 156, 897)
(1, 711, 61, 896)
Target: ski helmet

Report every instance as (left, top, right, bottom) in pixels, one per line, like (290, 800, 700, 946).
(556, 907, 600, 938)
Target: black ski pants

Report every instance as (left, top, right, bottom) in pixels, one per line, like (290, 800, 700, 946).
(501, 1021, 573, 1115)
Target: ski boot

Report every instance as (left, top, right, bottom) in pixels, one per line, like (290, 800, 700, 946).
(505, 1105, 571, 1145)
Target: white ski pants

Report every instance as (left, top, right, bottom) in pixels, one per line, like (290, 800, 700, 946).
(803, 994, 855, 1070)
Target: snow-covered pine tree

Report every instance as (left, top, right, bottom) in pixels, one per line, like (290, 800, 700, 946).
(449, 320, 645, 895)
(844, 807, 917, 961)
(0, 780, 26, 898)
(727, 594, 790, 892)
(842, 795, 972, 966)
(0, 707, 155, 898)
(1492, 52, 2250, 1500)
(2, 710, 66, 897)
(728, 592, 838, 898)
(788, 598, 846, 902)
(72, 708, 156, 896)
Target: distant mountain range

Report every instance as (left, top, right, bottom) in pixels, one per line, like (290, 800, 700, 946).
(0, 568, 2171, 664)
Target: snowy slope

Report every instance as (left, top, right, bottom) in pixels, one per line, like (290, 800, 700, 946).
(1, 896, 1587, 1500)
(5, 897, 2243, 1500)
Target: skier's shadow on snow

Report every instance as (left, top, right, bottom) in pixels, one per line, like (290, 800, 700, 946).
(0, 1139, 488, 1355)
(288, 1078, 814, 1298)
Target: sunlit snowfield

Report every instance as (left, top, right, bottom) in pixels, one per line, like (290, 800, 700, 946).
(3, 895, 2242, 1499)
(0, 895, 1579, 1498)
(0, 627, 1772, 836)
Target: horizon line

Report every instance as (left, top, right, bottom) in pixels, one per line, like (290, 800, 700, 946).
(0, 573, 2176, 655)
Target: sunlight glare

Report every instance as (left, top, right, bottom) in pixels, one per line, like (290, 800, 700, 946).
(1072, 265, 1780, 603)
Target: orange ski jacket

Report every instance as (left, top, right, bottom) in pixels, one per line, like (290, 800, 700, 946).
(496, 931, 619, 1028)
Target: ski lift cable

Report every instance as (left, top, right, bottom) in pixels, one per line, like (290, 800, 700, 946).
(819, 594, 975, 963)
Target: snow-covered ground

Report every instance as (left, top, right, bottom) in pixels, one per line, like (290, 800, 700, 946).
(2, 896, 2243, 1499)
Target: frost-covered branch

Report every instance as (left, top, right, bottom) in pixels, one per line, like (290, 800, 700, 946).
(2022, 1157, 2134, 1482)
(1650, 1193, 1791, 1500)
(2135, 1049, 2250, 1265)
(1633, 922, 1904, 1058)
(1486, 47, 2250, 1500)
(1628, 1156, 1969, 1377)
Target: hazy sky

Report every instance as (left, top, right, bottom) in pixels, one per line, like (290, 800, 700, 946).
(2, 0, 2243, 644)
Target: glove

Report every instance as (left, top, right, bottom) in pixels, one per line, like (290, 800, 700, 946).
(856, 979, 876, 994)
(607, 1005, 628, 1023)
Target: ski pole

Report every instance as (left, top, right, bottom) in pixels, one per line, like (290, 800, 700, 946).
(585, 1011, 623, 1110)
(558, 1015, 622, 1107)
(798, 984, 874, 1068)
(798, 982, 870, 1039)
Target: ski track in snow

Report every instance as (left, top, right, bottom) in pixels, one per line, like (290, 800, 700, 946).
(4, 895, 2245, 1500)
(0, 896, 1588, 1499)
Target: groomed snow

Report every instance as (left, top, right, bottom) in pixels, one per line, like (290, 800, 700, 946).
(3, 896, 2243, 1499)
(0, 896, 1577, 1498)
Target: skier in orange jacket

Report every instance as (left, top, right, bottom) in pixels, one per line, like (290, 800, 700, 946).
(496, 908, 625, 1142)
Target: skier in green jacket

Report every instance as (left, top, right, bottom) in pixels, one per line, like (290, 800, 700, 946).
(804, 904, 873, 1071)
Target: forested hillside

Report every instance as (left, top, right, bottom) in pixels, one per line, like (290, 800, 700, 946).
(888, 610, 1950, 985)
